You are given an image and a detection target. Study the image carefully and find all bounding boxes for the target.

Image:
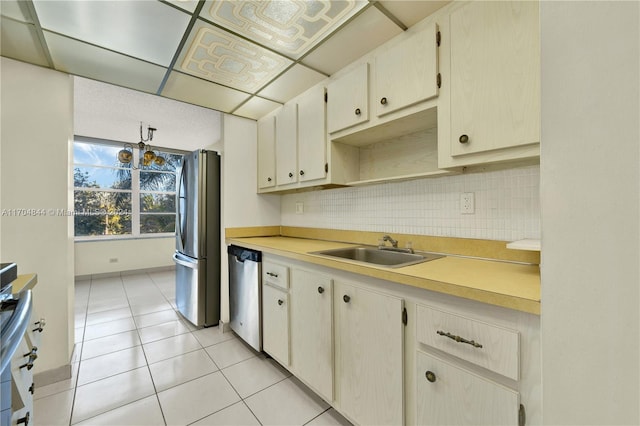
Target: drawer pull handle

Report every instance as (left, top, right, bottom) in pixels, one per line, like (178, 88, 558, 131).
(277, 299, 284, 306)
(17, 412, 30, 425)
(266, 272, 279, 278)
(20, 361, 34, 370)
(29, 382, 35, 394)
(436, 330, 483, 348)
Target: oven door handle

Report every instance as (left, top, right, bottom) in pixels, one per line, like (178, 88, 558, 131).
(1, 289, 33, 374)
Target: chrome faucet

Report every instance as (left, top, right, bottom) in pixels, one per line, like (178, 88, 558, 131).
(381, 234, 398, 248)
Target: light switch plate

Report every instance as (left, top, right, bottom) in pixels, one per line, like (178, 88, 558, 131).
(461, 193, 475, 214)
(295, 202, 304, 214)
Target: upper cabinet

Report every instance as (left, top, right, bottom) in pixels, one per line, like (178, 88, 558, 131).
(256, 116, 276, 190)
(275, 102, 298, 186)
(439, 0, 540, 168)
(327, 63, 369, 134)
(374, 22, 440, 117)
(297, 85, 328, 183)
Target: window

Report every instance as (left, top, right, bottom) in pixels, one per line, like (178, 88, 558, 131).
(73, 137, 184, 238)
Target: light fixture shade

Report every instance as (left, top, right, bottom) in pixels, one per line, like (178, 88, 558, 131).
(118, 144, 133, 163)
(154, 156, 166, 166)
(143, 149, 157, 163)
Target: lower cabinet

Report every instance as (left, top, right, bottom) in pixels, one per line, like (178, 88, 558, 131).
(262, 283, 290, 366)
(290, 269, 333, 401)
(334, 281, 404, 426)
(416, 351, 520, 425)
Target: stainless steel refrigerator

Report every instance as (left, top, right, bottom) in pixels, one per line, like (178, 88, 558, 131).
(173, 150, 221, 327)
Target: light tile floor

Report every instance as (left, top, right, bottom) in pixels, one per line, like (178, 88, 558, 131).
(34, 270, 351, 426)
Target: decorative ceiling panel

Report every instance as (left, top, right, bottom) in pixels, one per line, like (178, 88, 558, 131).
(178, 21, 293, 93)
(201, 0, 367, 59)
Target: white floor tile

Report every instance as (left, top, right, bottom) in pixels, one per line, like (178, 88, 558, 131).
(222, 356, 290, 398)
(130, 301, 174, 317)
(75, 327, 85, 343)
(138, 319, 189, 344)
(204, 338, 258, 369)
(81, 330, 141, 360)
(34, 362, 79, 400)
(73, 395, 165, 426)
(127, 293, 168, 307)
(149, 349, 218, 392)
(83, 317, 136, 341)
(142, 332, 202, 364)
(306, 409, 353, 426)
(33, 389, 74, 426)
(245, 377, 330, 426)
(192, 326, 236, 348)
(78, 346, 147, 386)
(134, 309, 179, 329)
(87, 298, 129, 314)
(190, 401, 260, 426)
(71, 367, 155, 424)
(85, 306, 132, 327)
(157, 371, 240, 426)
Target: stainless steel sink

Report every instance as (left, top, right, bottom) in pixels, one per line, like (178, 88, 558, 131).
(310, 246, 444, 268)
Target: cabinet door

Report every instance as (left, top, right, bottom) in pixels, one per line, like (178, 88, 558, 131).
(450, 1, 539, 156)
(416, 351, 520, 426)
(335, 282, 404, 425)
(297, 85, 327, 183)
(375, 22, 439, 117)
(262, 283, 289, 366)
(327, 63, 369, 133)
(257, 116, 276, 189)
(275, 102, 298, 185)
(290, 269, 333, 401)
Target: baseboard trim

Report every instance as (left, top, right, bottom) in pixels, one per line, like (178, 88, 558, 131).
(219, 319, 232, 333)
(34, 363, 71, 387)
(75, 265, 175, 281)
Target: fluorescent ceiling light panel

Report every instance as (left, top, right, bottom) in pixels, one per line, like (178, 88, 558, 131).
(201, 0, 367, 59)
(32, 0, 190, 66)
(179, 22, 293, 93)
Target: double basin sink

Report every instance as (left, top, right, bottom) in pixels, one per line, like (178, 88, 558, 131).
(311, 246, 443, 268)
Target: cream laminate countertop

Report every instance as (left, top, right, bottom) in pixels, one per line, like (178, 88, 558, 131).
(226, 236, 540, 315)
(12, 274, 38, 294)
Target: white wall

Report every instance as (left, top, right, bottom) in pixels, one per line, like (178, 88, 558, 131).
(74, 238, 174, 276)
(540, 2, 639, 424)
(282, 165, 540, 241)
(220, 114, 280, 323)
(0, 58, 75, 373)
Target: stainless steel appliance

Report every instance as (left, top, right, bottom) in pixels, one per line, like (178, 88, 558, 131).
(173, 150, 221, 327)
(228, 245, 262, 351)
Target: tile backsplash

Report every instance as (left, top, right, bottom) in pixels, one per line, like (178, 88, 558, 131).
(281, 165, 540, 242)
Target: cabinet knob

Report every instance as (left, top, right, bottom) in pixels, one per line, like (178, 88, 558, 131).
(267, 177, 272, 182)
(20, 361, 34, 371)
(299, 170, 305, 176)
(17, 412, 30, 425)
(29, 382, 35, 395)
(354, 108, 361, 116)
(459, 134, 469, 144)
(288, 172, 293, 178)
(317, 286, 324, 294)
(380, 97, 388, 105)
(425, 370, 437, 383)
(343, 294, 350, 303)
(277, 299, 284, 306)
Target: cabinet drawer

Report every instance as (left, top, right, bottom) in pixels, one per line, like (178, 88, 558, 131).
(416, 305, 519, 380)
(262, 261, 289, 289)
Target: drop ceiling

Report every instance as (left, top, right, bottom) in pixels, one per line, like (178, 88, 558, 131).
(0, 0, 449, 120)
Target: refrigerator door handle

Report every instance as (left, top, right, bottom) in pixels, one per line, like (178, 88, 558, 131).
(176, 158, 187, 252)
(173, 252, 197, 269)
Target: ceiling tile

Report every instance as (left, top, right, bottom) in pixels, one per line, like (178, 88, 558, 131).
(176, 20, 293, 93)
(44, 31, 167, 94)
(33, 0, 190, 66)
(165, 0, 199, 13)
(200, 0, 367, 60)
(0, 18, 49, 67)
(257, 64, 326, 103)
(0, 0, 32, 23)
(301, 7, 402, 75)
(379, 1, 450, 28)
(232, 96, 282, 120)
(161, 71, 251, 112)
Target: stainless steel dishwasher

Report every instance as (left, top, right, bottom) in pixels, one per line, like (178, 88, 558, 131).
(227, 245, 262, 351)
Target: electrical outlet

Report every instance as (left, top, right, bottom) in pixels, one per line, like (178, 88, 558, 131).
(295, 202, 304, 214)
(461, 193, 475, 214)
(109, 258, 119, 263)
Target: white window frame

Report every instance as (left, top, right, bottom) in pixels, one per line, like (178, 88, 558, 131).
(73, 136, 185, 241)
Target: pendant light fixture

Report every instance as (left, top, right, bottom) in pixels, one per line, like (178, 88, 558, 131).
(117, 122, 165, 168)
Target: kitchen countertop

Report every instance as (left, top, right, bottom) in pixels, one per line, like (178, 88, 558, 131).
(12, 274, 38, 294)
(227, 236, 541, 315)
